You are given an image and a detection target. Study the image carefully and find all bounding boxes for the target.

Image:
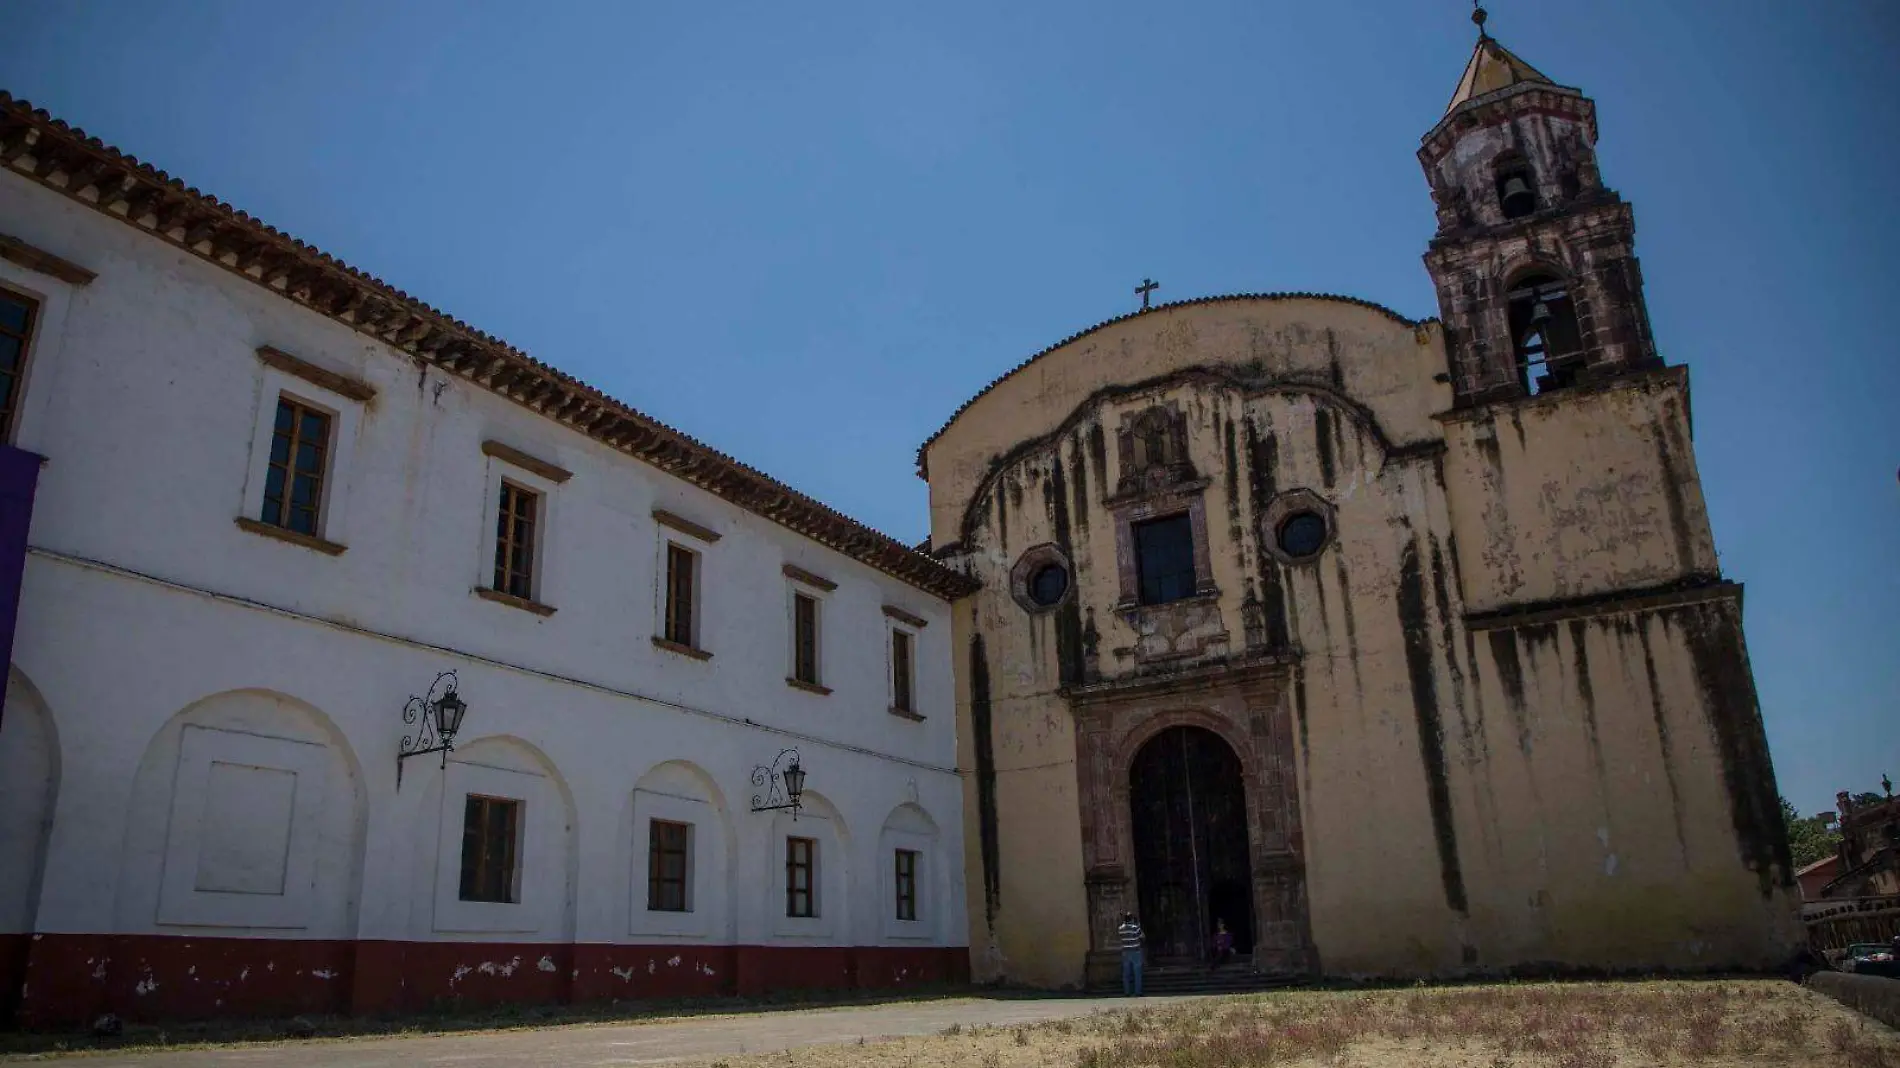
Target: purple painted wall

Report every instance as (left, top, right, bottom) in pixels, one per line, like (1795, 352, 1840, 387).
(0, 444, 40, 728)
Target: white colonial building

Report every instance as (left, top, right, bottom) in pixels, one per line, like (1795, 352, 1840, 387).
(0, 93, 977, 1026)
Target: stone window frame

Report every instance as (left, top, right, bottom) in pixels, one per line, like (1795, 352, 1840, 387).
(1008, 542, 1075, 615)
(459, 794, 524, 904)
(0, 254, 87, 452)
(1259, 488, 1338, 567)
(0, 285, 38, 445)
(1109, 484, 1217, 611)
(645, 818, 693, 913)
(492, 480, 542, 601)
(783, 566, 832, 695)
(887, 617, 924, 720)
(785, 835, 818, 918)
(239, 359, 369, 558)
(433, 755, 559, 936)
(654, 514, 717, 660)
(893, 847, 919, 922)
(474, 452, 563, 617)
(628, 783, 724, 938)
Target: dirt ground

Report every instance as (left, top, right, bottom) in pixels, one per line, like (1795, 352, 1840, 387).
(682, 980, 1900, 1068)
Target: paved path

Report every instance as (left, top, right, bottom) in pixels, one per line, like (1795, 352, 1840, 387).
(56, 994, 1193, 1067)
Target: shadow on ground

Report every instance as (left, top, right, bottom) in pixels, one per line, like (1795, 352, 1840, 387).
(0, 983, 1054, 1058)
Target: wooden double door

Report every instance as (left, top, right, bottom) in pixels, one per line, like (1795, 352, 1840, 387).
(1128, 725, 1254, 962)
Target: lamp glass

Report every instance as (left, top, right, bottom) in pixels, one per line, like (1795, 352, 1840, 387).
(435, 690, 467, 737)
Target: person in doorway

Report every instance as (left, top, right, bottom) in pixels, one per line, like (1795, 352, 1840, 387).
(1211, 919, 1234, 971)
(1117, 911, 1145, 997)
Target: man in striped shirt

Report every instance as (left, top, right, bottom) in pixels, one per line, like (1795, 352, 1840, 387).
(1117, 911, 1145, 996)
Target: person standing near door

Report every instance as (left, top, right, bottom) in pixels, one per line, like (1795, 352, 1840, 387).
(1118, 911, 1145, 996)
(1211, 919, 1234, 971)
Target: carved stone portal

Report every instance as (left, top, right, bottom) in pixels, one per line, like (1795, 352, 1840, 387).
(1067, 659, 1314, 986)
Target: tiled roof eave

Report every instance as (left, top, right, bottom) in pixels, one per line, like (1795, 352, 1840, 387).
(0, 92, 979, 602)
(915, 291, 1435, 478)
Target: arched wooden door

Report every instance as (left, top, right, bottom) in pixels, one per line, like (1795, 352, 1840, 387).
(1128, 725, 1253, 961)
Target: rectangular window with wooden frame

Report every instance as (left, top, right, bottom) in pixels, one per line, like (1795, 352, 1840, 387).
(260, 396, 332, 537)
(0, 289, 36, 443)
(664, 543, 697, 648)
(493, 481, 539, 600)
(458, 795, 521, 904)
(891, 630, 915, 714)
(785, 836, 817, 918)
(894, 848, 919, 922)
(792, 593, 820, 686)
(647, 819, 691, 913)
(1134, 512, 1197, 605)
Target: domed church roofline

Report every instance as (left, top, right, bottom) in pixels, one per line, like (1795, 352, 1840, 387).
(915, 291, 1432, 479)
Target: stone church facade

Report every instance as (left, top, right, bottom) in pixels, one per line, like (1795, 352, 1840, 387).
(922, 27, 1801, 987)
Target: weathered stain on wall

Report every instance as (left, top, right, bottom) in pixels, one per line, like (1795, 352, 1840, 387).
(1437, 370, 1719, 614)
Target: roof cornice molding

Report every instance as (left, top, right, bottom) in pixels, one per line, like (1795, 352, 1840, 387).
(1419, 82, 1595, 160)
(0, 91, 979, 601)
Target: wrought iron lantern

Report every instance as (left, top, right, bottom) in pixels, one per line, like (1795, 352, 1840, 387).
(397, 670, 467, 789)
(750, 748, 807, 819)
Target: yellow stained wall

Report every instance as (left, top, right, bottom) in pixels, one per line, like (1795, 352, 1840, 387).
(929, 298, 1800, 987)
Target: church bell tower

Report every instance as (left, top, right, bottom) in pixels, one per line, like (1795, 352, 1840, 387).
(1421, 7, 1663, 405)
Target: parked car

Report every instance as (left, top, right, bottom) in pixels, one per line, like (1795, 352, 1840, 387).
(1840, 942, 1900, 978)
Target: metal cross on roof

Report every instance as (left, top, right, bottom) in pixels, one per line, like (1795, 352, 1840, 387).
(1135, 278, 1160, 310)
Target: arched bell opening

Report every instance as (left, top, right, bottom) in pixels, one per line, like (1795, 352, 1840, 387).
(1506, 270, 1585, 395)
(1494, 153, 1538, 220)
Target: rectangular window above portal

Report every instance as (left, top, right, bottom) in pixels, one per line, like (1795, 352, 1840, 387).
(1134, 513, 1198, 605)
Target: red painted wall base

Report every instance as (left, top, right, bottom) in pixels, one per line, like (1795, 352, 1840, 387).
(10, 933, 969, 1028)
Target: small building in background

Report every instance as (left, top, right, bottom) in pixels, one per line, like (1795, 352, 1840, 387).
(1824, 788, 1900, 899)
(1797, 856, 1842, 902)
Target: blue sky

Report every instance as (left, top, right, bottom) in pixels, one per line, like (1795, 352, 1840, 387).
(6, 1, 1894, 817)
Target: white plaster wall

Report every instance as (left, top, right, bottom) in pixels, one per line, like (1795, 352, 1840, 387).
(0, 167, 967, 953)
(114, 691, 366, 938)
(0, 670, 56, 935)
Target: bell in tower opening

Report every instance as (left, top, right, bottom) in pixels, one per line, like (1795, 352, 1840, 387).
(1420, 7, 1662, 406)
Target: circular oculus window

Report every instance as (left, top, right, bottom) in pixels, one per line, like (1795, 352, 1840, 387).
(1009, 544, 1075, 613)
(1276, 511, 1329, 560)
(1028, 563, 1070, 607)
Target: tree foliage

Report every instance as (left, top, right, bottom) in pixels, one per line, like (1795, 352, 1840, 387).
(1781, 796, 1841, 869)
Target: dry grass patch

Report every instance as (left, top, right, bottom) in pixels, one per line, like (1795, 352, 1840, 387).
(699, 979, 1900, 1068)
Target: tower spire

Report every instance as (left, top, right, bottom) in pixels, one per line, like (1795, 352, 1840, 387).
(1444, 6, 1555, 116)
